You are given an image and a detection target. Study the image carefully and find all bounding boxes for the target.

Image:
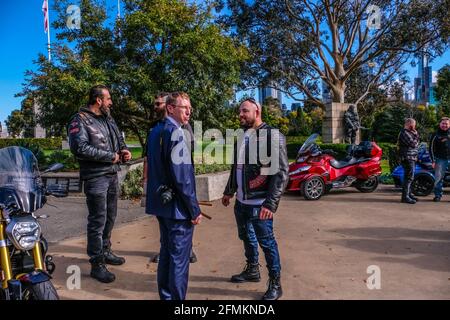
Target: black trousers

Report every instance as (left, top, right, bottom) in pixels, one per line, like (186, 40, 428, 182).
(84, 173, 119, 263)
(401, 159, 415, 198)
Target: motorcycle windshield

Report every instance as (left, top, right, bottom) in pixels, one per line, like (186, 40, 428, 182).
(0, 146, 44, 213)
(298, 133, 319, 154)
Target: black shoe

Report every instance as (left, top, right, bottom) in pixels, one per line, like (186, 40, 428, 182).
(104, 249, 126, 265)
(401, 197, 416, 204)
(409, 194, 418, 201)
(262, 275, 283, 300)
(433, 196, 441, 202)
(230, 262, 261, 283)
(190, 251, 197, 264)
(151, 254, 160, 263)
(90, 262, 116, 283)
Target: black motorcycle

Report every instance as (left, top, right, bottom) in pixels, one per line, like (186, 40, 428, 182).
(0, 146, 67, 300)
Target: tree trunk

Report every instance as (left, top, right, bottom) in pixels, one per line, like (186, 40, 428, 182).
(332, 82, 346, 103)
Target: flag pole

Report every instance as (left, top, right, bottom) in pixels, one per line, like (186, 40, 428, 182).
(47, 0, 51, 61)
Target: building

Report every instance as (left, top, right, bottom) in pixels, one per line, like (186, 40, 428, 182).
(291, 103, 302, 111)
(0, 121, 8, 138)
(33, 101, 46, 138)
(258, 85, 282, 105)
(414, 52, 436, 106)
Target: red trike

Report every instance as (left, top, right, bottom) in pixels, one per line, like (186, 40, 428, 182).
(287, 134, 382, 200)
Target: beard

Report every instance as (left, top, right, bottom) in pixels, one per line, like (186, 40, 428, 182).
(240, 118, 255, 129)
(100, 104, 111, 117)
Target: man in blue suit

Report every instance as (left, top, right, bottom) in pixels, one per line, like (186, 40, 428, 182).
(146, 91, 202, 300)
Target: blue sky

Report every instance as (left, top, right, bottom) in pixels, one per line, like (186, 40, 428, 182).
(0, 0, 449, 125)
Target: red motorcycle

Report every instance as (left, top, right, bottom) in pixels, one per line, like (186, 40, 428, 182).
(287, 134, 382, 200)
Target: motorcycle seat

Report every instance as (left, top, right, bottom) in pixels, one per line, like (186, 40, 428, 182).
(330, 157, 371, 169)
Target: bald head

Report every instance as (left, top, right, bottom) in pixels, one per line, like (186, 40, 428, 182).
(239, 99, 262, 129)
(404, 118, 416, 130)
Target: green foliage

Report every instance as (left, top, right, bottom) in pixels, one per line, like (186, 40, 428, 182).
(0, 138, 62, 150)
(372, 103, 438, 143)
(19, 0, 248, 142)
(121, 166, 144, 200)
(5, 95, 36, 138)
(46, 150, 79, 171)
(195, 163, 231, 175)
(435, 64, 450, 117)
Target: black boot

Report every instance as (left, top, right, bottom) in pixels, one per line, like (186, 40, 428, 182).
(262, 275, 283, 300)
(401, 184, 416, 204)
(90, 257, 116, 283)
(104, 249, 126, 265)
(409, 193, 418, 201)
(230, 262, 261, 283)
(190, 250, 197, 264)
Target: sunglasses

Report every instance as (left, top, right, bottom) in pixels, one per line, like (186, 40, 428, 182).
(241, 98, 261, 109)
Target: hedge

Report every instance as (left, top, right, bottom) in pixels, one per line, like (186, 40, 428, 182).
(0, 138, 62, 150)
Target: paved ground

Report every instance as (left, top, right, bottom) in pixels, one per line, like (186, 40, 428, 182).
(39, 185, 450, 300)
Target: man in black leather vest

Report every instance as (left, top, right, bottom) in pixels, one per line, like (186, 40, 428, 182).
(68, 85, 132, 283)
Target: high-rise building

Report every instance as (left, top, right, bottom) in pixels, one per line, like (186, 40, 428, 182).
(414, 52, 435, 105)
(291, 103, 302, 111)
(258, 85, 282, 105)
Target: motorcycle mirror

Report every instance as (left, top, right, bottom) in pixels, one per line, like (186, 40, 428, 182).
(43, 163, 64, 174)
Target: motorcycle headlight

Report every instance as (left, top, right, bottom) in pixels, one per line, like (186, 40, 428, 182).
(6, 216, 41, 251)
(289, 165, 311, 176)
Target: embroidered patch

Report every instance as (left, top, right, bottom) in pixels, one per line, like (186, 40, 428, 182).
(69, 127, 80, 134)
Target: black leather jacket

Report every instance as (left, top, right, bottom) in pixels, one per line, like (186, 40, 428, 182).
(68, 107, 128, 180)
(223, 123, 289, 213)
(429, 128, 450, 161)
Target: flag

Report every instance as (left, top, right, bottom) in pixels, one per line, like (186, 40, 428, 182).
(42, 0, 49, 33)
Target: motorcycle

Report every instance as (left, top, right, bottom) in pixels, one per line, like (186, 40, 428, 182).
(391, 143, 450, 196)
(0, 146, 68, 300)
(287, 134, 383, 200)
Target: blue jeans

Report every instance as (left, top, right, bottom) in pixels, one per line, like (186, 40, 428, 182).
(433, 158, 450, 197)
(234, 201, 281, 277)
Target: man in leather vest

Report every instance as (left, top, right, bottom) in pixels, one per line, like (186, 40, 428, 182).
(222, 98, 289, 300)
(68, 85, 132, 283)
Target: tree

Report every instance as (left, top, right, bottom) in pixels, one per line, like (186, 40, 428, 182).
(372, 102, 437, 142)
(5, 95, 36, 138)
(435, 64, 450, 117)
(19, 0, 248, 146)
(221, 0, 448, 106)
(5, 110, 25, 138)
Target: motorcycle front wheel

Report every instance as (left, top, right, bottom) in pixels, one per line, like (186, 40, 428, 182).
(302, 176, 325, 200)
(23, 281, 59, 300)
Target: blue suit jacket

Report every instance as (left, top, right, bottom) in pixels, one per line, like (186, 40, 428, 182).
(145, 118, 201, 220)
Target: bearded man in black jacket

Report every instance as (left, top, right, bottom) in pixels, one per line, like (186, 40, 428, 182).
(68, 85, 132, 283)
